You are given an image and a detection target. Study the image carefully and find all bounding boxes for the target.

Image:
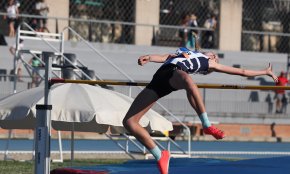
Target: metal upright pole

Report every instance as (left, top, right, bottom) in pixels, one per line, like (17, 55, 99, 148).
(13, 27, 20, 94)
(34, 52, 53, 174)
(287, 55, 290, 77)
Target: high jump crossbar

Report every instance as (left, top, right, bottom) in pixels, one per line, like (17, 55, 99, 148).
(50, 78, 290, 90)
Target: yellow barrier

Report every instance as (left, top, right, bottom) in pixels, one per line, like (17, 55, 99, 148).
(50, 78, 290, 90)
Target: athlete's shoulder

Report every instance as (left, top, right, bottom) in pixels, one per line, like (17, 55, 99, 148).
(188, 51, 208, 59)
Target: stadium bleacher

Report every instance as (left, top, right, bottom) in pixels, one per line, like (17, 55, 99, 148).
(1, 36, 289, 124)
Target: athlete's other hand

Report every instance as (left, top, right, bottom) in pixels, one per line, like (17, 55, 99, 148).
(138, 55, 150, 66)
(266, 63, 278, 83)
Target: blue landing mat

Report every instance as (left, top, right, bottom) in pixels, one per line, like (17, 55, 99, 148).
(59, 156, 290, 174)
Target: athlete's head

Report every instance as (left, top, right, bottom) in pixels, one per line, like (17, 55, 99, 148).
(203, 51, 219, 63)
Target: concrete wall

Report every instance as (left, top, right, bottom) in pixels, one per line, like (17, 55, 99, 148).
(177, 123, 290, 141)
(46, 0, 69, 36)
(195, 124, 290, 142)
(135, 0, 160, 45)
(2, 125, 290, 141)
(1, 37, 289, 120)
(219, 0, 243, 51)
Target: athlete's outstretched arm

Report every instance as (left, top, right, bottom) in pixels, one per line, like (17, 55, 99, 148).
(138, 54, 174, 66)
(209, 60, 278, 82)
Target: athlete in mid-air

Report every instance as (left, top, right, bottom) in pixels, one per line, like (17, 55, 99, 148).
(123, 47, 278, 174)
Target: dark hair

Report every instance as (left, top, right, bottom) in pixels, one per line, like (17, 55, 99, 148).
(280, 71, 285, 76)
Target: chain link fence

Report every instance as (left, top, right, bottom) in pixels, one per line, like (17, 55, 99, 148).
(242, 0, 290, 53)
(157, 0, 220, 49)
(0, 0, 220, 48)
(68, 0, 135, 43)
(68, 0, 220, 48)
(0, 0, 290, 53)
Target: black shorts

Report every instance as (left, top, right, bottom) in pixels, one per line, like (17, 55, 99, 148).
(7, 17, 16, 24)
(146, 64, 178, 98)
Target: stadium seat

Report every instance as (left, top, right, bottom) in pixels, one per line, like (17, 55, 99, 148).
(0, 69, 7, 81)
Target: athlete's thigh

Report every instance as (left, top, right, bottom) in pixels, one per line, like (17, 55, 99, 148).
(124, 88, 159, 121)
(169, 69, 193, 90)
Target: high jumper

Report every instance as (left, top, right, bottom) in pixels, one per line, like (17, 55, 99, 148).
(122, 47, 278, 174)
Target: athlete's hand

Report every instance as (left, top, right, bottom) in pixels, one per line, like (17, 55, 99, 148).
(266, 63, 278, 83)
(138, 55, 150, 66)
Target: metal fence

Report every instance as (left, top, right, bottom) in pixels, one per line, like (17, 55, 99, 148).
(0, 0, 220, 48)
(242, 0, 290, 53)
(0, 0, 290, 52)
(67, 0, 220, 48)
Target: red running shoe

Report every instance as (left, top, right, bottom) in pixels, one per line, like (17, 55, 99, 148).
(157, 150, 170, 174)
(203, 125, 225, 140)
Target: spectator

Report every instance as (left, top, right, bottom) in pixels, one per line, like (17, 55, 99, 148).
(203, 14, 217, 48)
(9, 39, 24, 82)
(30, 18, 41, 32)
(28, 55, 42, 88)
(281, 92, 288, 114)
(187, 13, 199, 49)
(275, 71, 289, 114)
(3, 0, 19, 37)
(35, 0, 49, 32)
(265, 93, 274, 114)
(178, 14, 190, 47)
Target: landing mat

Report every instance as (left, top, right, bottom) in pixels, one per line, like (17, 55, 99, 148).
(51, 156, 290, 174)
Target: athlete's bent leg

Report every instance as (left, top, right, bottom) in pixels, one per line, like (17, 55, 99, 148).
(123, 88, 159, 149)
(169, 70, 225, 139)
(123, 88, 170, 174)
(169, 70, 206, 115)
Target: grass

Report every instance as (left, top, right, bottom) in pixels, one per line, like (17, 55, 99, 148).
(0, 159, 127, 174)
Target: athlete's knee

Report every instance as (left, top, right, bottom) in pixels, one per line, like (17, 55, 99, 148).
(183, 76, 196, 89)
(122, 117, 137, 131)
(122, 117, 130, 128)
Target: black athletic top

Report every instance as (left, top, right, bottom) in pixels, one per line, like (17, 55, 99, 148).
(163, 51, 210, 74)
